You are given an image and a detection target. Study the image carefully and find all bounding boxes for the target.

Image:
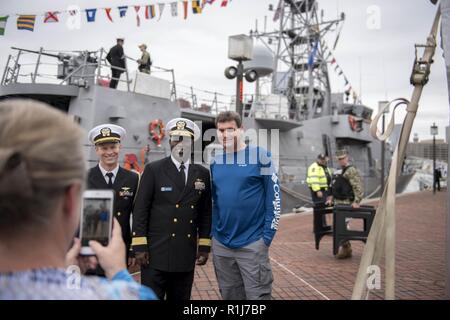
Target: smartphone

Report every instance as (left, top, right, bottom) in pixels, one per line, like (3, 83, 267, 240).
(79, 189, 114, 255)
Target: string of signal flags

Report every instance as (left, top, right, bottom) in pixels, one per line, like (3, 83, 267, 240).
(321, 40, 360, 103)
(0, 0, 233, 36)
(0, 0, 358, 101)
(304, 36, 360, 102)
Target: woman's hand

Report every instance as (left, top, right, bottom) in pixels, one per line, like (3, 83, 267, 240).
(65, 237, 98, 273)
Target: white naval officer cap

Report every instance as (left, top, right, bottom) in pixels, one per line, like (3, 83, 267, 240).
(166, 118, 201, 141)
(88, 123, 126, 145)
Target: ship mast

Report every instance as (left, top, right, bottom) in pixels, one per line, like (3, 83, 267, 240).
(251, 0, 345, 121)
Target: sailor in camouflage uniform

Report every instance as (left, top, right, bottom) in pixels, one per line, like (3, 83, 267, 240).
(330, 149, 364, 259)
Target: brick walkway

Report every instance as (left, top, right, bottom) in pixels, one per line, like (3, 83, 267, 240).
(134, 190, 447, 300)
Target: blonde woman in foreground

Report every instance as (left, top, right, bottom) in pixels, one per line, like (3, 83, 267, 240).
(0, 99, 157, 300)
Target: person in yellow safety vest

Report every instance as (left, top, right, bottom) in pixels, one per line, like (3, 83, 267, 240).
(306, 153, 333, 208)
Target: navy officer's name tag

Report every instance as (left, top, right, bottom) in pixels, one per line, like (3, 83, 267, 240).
(161, 187, 173, 192)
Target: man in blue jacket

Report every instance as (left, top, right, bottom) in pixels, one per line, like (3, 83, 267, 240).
(210, 111, 281, 300)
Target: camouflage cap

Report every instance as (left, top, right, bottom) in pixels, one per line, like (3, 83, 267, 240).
(335, 149, 348, 160)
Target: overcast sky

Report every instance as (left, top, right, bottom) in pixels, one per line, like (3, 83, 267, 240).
(0, 0, 448, 140)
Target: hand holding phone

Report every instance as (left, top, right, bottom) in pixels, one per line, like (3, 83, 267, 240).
(65, 238, 98, 273)
(80, 190, 114, 255)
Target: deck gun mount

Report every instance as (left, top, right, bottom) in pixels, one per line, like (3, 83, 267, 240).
(11, 47, 98, 87)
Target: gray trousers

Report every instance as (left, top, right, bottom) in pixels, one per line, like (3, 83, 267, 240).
(212, 237, 273, 300)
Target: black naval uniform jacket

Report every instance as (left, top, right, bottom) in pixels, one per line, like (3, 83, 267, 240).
(87, 165, 139, 251)
(132, 156, 212, 273)
(106, 44, 126, 70)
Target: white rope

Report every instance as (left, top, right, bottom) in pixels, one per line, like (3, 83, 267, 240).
(351, 5, 441, 300)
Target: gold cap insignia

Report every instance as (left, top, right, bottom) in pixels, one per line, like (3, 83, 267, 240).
(176, 121, 186, 130)
(101, 127, 111, 137)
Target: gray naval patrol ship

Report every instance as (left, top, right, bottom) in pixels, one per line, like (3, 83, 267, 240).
(0, 0, 412, 213)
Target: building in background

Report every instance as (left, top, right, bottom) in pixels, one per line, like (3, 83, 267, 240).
(406, 133, 448, 162)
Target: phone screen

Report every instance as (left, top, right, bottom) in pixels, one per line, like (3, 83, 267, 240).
(81, 198, 112, 246)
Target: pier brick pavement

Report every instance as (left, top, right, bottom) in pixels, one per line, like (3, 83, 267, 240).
(132, 190, 447, 300)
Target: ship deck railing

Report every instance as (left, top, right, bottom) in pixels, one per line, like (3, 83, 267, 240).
(0, 47, 178, 100)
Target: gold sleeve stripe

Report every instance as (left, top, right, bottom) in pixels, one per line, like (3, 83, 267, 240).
(132, 237, 148, 246)
(199, 238, 212, 246)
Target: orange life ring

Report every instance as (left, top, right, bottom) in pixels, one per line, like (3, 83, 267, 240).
(348, 115, 357, 132)
(348, 115, 363, 132)
(149, 119, 165, 147)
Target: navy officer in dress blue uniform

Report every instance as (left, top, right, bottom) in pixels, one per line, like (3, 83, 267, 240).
(132, 118, 212, 300)
(87, 124, 139, 269)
